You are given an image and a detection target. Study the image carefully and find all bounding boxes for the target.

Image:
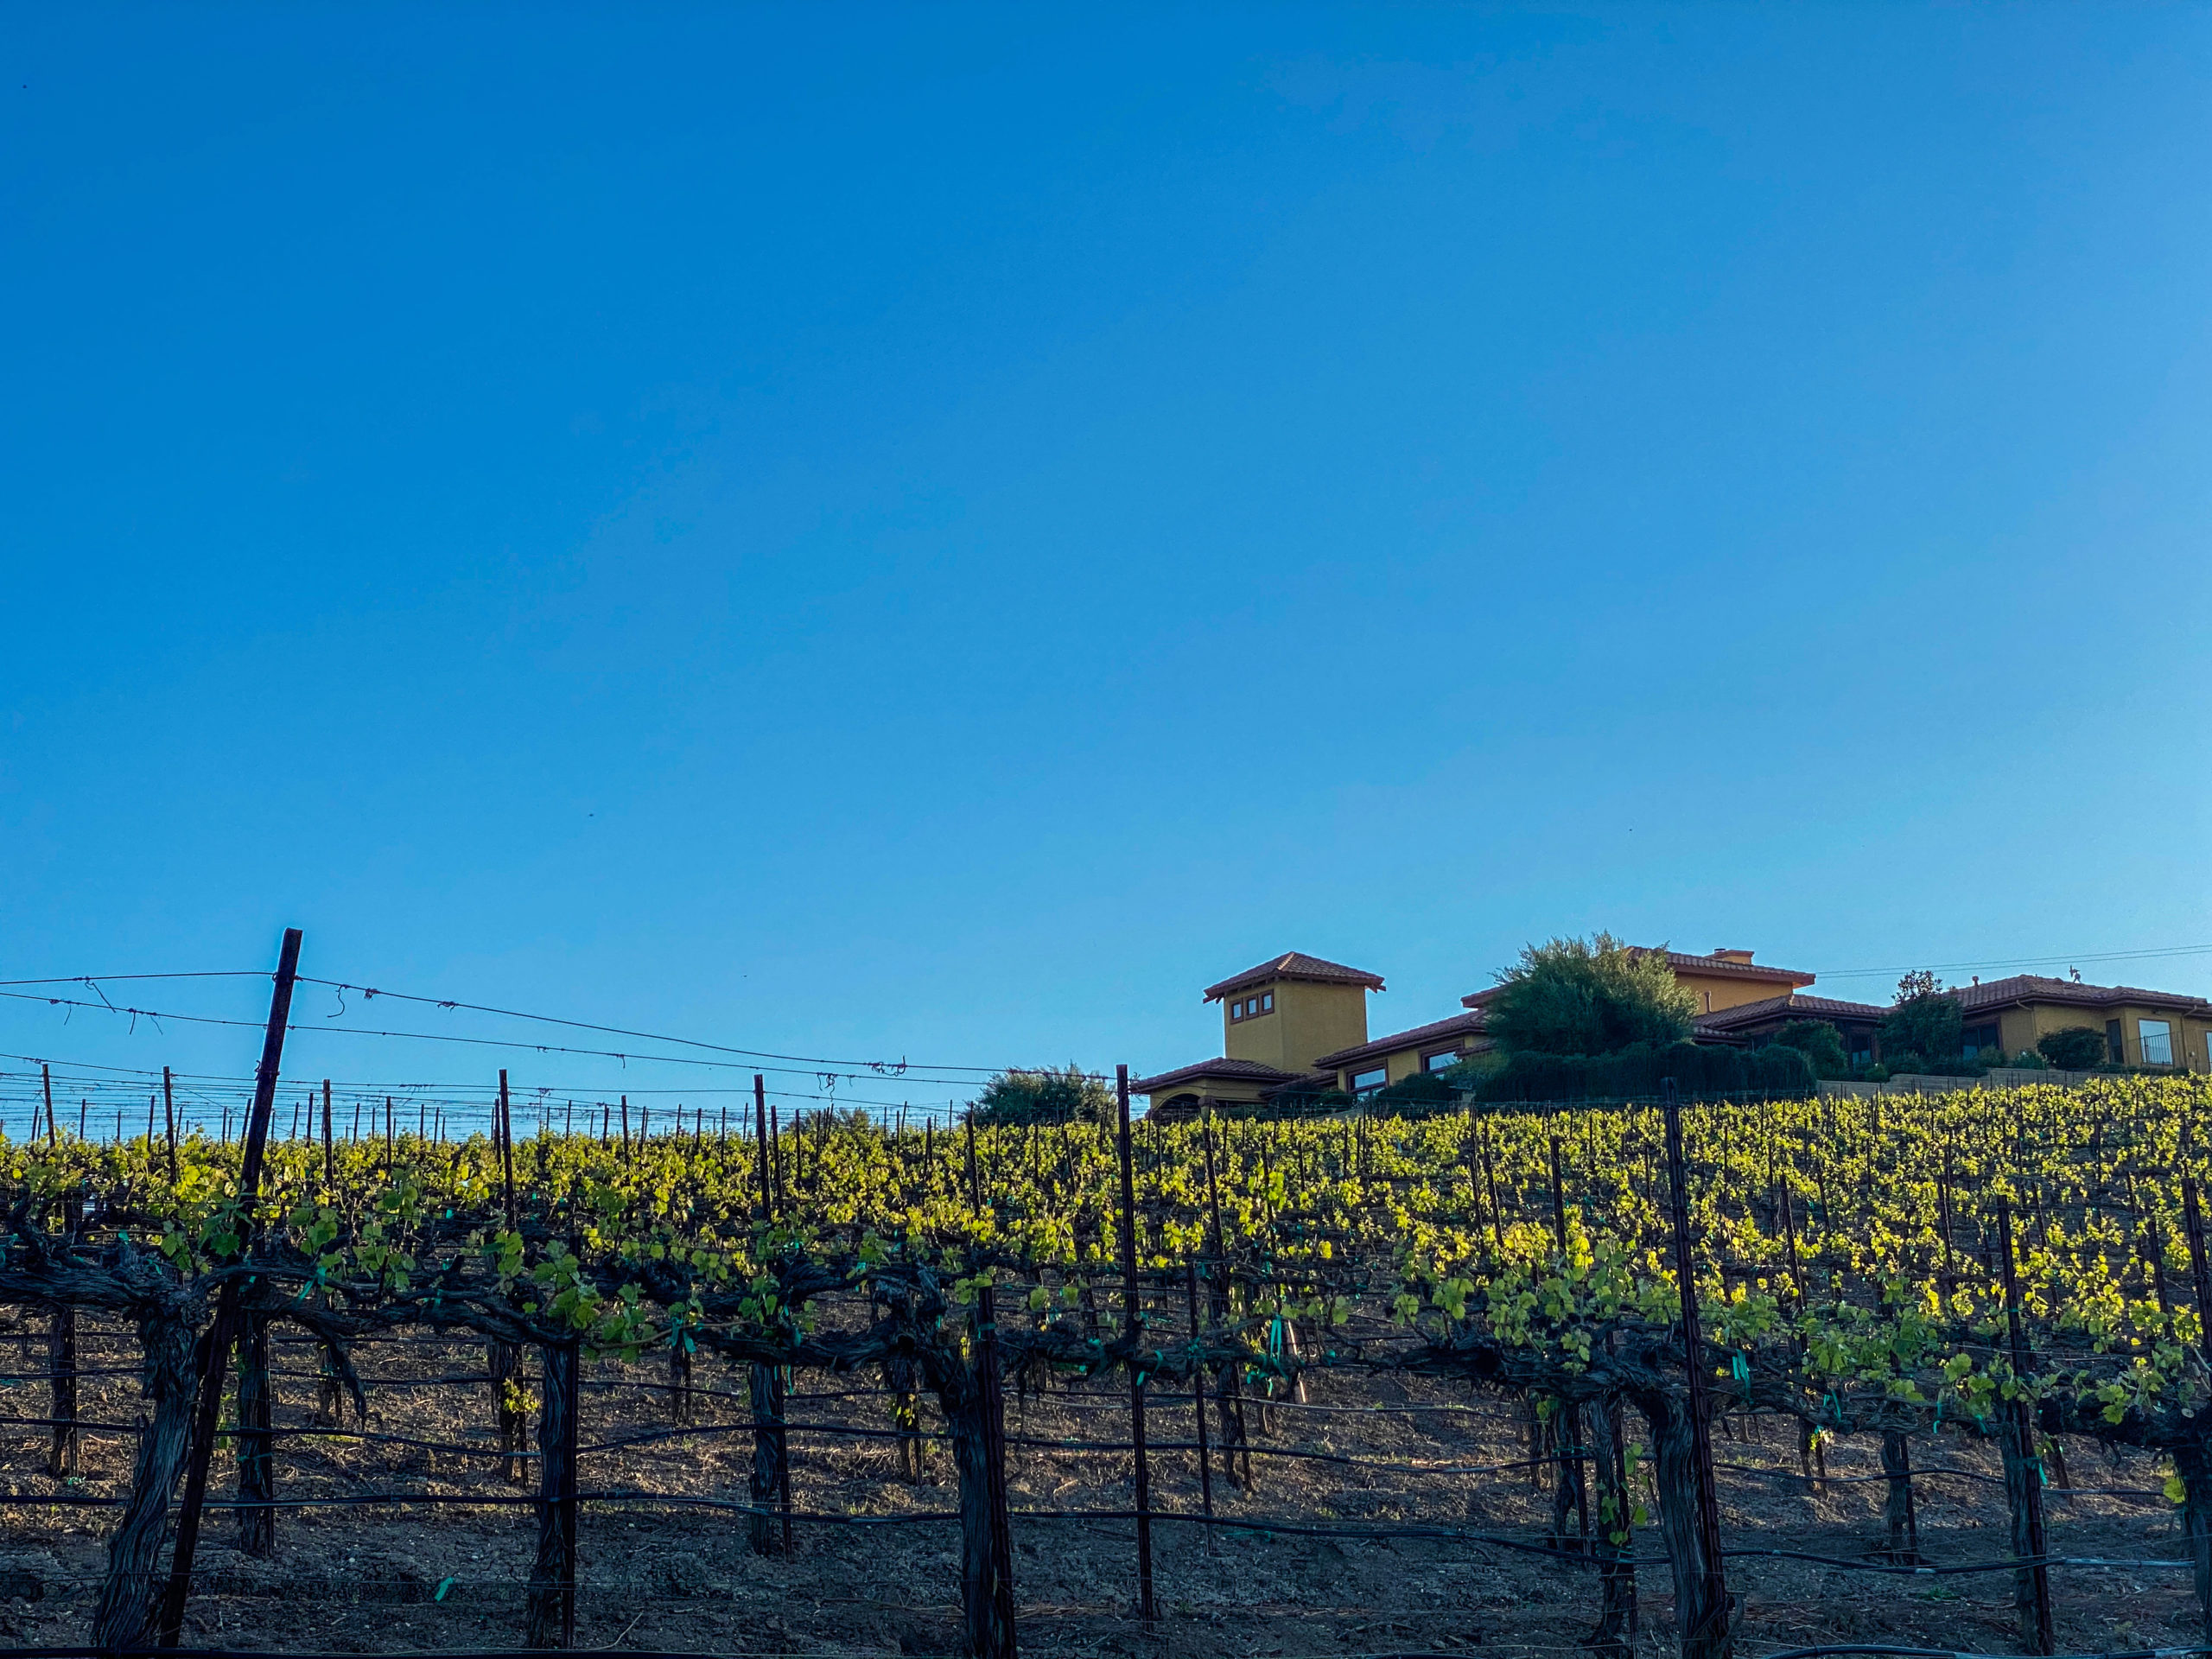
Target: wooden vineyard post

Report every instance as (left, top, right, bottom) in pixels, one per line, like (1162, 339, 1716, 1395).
(321, 1079, 334, 1192)
(748, 1072, 790, 1553)
(960, 1281, 1019, 1659)
(1116, 1065, 1155, 1625)
(526, 1341, 581, 1649)
(1185, 1256, 1213, 1522)
(235, 1307, 274, 1556)
(2183, 1176, 2212, 1352)
(1199, 1109, 1251, 1490)
(162, 1066, 179, 1179)
(499, 1069, 518, 1225)
(755, 1075, 773, 1223)
(490, 1073, 528, 1482)
(1657, 1080, 1733, 1659)
(1995, 1198, 2056, 1656)
(1548, 1132, 1588, 1550)
(156, 925, 302, 1649)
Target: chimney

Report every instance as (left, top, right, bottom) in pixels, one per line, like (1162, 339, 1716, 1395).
(1711, 949, 1755, 964)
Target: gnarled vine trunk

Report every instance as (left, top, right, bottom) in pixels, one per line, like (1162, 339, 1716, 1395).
(2176, 1439, 2212, 1643)
(526, 1343, 579, 1649)
(1879, 1428, 1917, 1560)
(1583, 1391, 1635, 1658)
(46, 1304, 77, 1478)
(92, 1310, 198, 1651)
(748, 1362, 786, 1554)
(1637, 1389, 1734, 1659)
(935, 1302, 1016, 1659)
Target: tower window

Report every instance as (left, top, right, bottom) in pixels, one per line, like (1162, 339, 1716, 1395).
(1229, 992, 1274, 1023)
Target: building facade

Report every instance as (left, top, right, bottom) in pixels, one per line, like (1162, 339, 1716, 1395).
(1948, 975, 2212, 1071)
(1134, 947, 2212, 1116)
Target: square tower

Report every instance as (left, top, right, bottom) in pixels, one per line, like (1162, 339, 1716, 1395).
(1205, 952, 1384, 1076)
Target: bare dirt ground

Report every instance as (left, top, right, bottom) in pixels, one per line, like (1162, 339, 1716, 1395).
(0, 1317, 2192, 1656)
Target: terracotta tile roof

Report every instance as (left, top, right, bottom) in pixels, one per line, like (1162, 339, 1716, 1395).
(1203, 952, 1386, 1002)
(1130, 1057, 1298, 1094)
(1947, 974, 2212, 1017)
(1315, 1009, 1489, 1071)
(1694, 992, 1886, 1033)
(1652, 949, 1815, 987)
(1464, 947, 1813, 1008)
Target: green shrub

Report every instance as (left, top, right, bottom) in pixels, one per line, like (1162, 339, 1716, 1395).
(2008, 1049, 2049, 1071)
(1476, 1040, 1814, 1103)
(1770, 1020, 1850, 1080)
(2037, 1027, 2107, 1071)
(970, 1065, 1116, 1126)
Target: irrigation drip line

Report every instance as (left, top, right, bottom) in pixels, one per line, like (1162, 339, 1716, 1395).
(0, 1391, 2171, 1496)
(1711, 1459, 2168, 1499)
(1041, 1393, 1499, 1417)
(0, 1418, 545, 1461)
(1751, 1649, 2212, 1659)
(0, 1475, 2189, 1588)
(268, 1370, 496, 1388)
(569, 1416, 1557, 1481)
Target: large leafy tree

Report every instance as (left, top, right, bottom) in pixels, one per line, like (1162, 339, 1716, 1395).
(1878, 969, 1964, 1071)
(1484, 933, 1695, 1057)
(970, 1064, 1116, 1126)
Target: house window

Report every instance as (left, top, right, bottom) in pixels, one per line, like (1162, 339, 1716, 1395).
(2140, 1019, 2175, 1066)
(1961, 1022, 2001, 1059)
(2107, 1020, 2125, 1064)
(1422, 1049, 1461, 1072)
(1351, 1066, 1388, 1092)
(1229, 993, 1274, 1024)
(1847, 1031, 1872, 1068)
(1260, 992, 1273, 1013)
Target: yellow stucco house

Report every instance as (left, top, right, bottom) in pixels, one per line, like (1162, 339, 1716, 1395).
(1131, 952, 1387, 1117)
(1136, 945, 1824, 1112)
(1134, 947, 2212, 1116)
(1948, 974, 2212, 1070)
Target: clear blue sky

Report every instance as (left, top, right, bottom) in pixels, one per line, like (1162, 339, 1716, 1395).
(4, 5, 2209, 1117)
